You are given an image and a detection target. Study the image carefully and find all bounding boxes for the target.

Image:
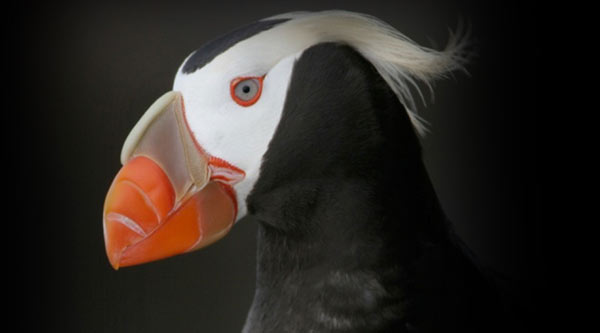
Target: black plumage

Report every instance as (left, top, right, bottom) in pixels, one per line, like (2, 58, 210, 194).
(182, 18, 289, 74)
(241, 43, 510, 332)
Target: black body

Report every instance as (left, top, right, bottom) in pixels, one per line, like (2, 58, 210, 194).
(242, 43, 508, 332)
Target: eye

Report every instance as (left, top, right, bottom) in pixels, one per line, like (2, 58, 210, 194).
(230, 76, 264, 107)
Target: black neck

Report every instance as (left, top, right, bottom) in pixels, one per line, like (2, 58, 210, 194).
(243, 154, 454, 332)
(243, 172, 501, 332)
(241, 43, 500, 332)
(250, 148, 449, 271)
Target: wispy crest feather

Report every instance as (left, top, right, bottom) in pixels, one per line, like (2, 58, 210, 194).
(266, 10, 471, 136)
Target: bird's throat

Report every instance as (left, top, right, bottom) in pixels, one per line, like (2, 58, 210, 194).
(243, 173, 448, 332)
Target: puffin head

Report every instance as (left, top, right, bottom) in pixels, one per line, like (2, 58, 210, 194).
(103, 11, 467, 270)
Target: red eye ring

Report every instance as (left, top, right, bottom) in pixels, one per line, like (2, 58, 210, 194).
(230, 75, 265, 107)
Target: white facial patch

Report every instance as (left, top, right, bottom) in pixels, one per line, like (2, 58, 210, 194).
(173, 50, 301, 221)
(171, 10, 468, 221)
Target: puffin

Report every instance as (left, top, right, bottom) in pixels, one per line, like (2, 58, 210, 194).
(103, 10, 510, 332)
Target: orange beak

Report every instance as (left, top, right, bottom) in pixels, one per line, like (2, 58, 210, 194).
(103, 92, 243, 270)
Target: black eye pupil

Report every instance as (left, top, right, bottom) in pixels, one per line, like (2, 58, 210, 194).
(242, 85, 250, 93)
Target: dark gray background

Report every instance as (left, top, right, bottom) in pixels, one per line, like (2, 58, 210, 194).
(14, 0, 539, 331)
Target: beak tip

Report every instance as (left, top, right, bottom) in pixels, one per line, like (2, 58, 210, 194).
(107, 249, 122, 271)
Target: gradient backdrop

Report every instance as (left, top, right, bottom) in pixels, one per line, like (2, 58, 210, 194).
(14, 0, 539, 331)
